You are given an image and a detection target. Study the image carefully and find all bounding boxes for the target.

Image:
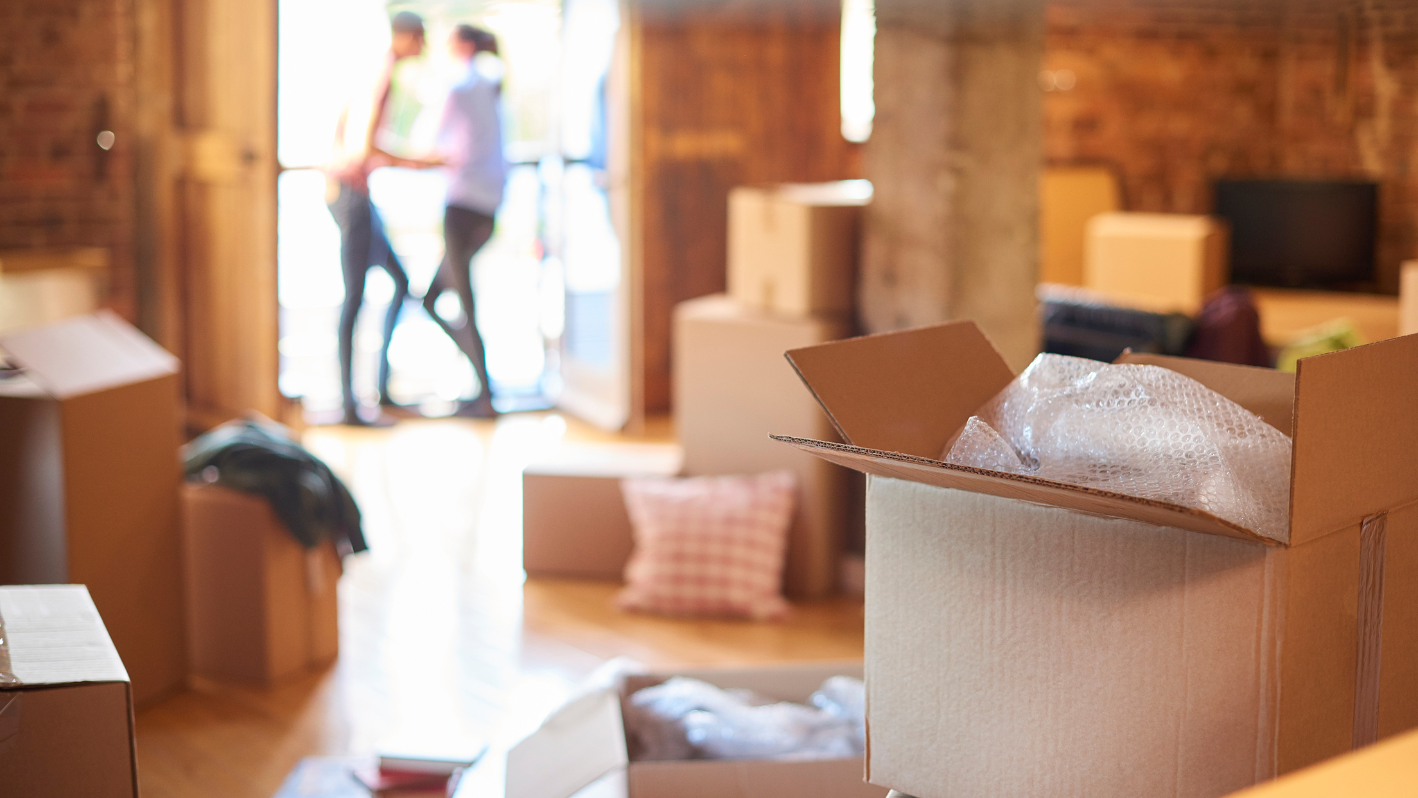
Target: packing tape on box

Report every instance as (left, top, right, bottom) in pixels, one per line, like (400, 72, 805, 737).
(1354, 511, 1388, 749)
(0, 607, 19, 687)
(0, 606, 20, 755)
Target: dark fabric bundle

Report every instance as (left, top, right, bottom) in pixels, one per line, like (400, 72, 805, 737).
(1041, 296, 1194, 363)
(183, 417, 367, 555)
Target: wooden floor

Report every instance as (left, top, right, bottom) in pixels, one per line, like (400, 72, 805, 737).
(134, 413, 865, 798)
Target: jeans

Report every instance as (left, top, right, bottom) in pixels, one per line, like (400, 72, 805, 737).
(423, 204, 496, 400)
(327, 182, 410, 415)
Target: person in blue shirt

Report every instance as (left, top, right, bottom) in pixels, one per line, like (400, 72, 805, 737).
(424, 24, 508, 419)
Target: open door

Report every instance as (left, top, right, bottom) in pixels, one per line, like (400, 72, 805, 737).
(552, 0, 635, 430)
(169, 0, 281, 428)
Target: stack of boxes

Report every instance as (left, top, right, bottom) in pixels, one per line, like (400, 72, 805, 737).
(522, 181, 869, 598)
(674, 180, 871, 598)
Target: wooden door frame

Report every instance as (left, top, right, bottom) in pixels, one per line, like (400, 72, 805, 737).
(134, 0, 283, 432)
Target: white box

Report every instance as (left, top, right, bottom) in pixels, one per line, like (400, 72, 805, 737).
(0, 585, 137, 798)
(727, 181, 870, 318)
(674, 295, 854, 598)
(506, 662, 886, 798)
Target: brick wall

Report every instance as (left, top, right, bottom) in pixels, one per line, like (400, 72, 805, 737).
(0, 0, 137, 319)
(1045, 0, 1418, 293)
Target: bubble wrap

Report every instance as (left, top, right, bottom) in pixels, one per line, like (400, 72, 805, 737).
(943, 354, 1292, 542)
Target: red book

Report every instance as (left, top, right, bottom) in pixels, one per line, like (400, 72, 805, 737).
(350, 763, 449, 793)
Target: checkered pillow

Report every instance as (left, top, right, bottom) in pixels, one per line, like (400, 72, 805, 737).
(617, 471, 796, 620)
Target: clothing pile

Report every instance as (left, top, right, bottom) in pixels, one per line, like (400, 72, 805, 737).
(183, 416, 367, 555)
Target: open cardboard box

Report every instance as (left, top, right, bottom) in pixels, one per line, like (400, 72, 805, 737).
(182, 484, 340, 685)
(773, 321, 1418, 798)
(505, 662, 886, 798)
(0, 312, 187, 706)
(1225, 725, 1418, 797)
(0, 585, 138, 798)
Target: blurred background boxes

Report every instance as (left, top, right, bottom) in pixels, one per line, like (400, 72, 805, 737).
(727, 181, 870, 319)
(673, 294, 855, 599)
(1085, 212, 1229, 314)
(0, 313, 186, 706)
(1039, 167, 1123, 287)
(0, 247, 109, 337)
(0, 585, 138, 798)
(182, 483, 340, 685)
(522, 444, 683, 581)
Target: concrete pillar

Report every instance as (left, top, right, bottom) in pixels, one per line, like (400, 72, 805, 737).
(863, 0, 1044, 370)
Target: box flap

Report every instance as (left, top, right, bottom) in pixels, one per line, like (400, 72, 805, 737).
(0, 585, 129, 687)
(0, 311, 178, 400)
(1290, 333, 1418, 546)
(1088, 211, 1220, 239)
(784, 322, 1015, 459)
(505, 687, 628, 798)
(773, 180, 873, 207)
(772, 436, 1276, 545)
(1115, 352, 1296, 436)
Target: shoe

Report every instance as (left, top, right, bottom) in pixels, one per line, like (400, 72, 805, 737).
(378, 399, 424, 419)
(452, 397, 498, 419)
(342, 408, 398, 427)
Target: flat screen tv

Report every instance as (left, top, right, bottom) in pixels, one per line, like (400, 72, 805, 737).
(1213, 179, 1378, 289)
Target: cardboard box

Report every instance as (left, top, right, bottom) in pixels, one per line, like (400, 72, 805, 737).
(505, 662, 886, 798)
(1226, 726, 1418, 798)
(523, 444, 684, 581)
(773, 321, 1418, 798)
(1084, 212, 1229, 314)
(1400, 260, 1418, 337)
(0, 312, 187, 706)
(0, 585, 138, 798)
(674, 295, 857, 599)
(727, 181, 870, 318)
(182, 483, 340, 684)
(1039, 166, 1122, 286)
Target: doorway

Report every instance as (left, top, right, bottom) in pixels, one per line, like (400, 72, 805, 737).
(276, 0, 622, 420)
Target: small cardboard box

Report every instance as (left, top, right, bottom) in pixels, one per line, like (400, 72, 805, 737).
(505, 662, 886, 798)
(182, 483, 340, 684)
(0, 585, 138, 798)
(727, 181, 870, 318)
(523, 445, 683, 581)
(774, 321, 1418, 798)
(1400, 260, 1418, 337)
(674, 295, 858, 598)
(0, 312, 186, 706)
(1226, 726, 1418, 797)
(1085, 211, 1229, 314)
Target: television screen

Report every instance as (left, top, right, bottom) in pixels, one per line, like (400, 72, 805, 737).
(1213, 179, 1378, 289)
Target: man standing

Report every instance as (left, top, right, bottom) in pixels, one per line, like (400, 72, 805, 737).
(423, 24, 507, 419)
(326, 11, 440, 426)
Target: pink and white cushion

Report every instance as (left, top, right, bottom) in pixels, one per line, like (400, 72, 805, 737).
(617, 471, 797, 620)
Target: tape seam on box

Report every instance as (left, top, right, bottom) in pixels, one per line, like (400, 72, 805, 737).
(1353, 511, 1387, 749)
